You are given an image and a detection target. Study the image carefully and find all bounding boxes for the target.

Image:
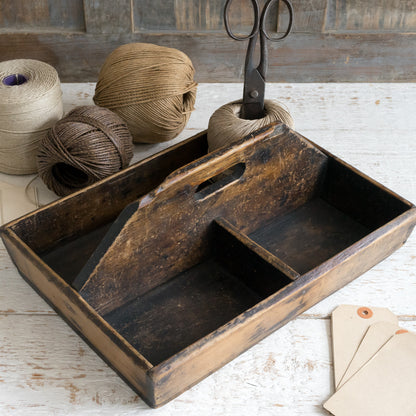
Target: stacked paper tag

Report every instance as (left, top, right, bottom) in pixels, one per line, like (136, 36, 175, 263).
(324, 305, 416, 416)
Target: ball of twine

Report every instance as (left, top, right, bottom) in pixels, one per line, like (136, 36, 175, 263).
(37, 106, 133, 196)
(0, 59, 63, 174)
(93, 43, 197, 144)
(207, 99, 294, 152)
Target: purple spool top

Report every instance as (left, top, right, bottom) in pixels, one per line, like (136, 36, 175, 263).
(2, 74, 28, 86)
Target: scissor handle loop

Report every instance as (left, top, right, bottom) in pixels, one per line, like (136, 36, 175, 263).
(224, 0, 260, 41)
(261, 0, 293, 42)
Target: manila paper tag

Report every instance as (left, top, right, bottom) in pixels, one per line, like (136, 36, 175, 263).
(331, 305, 398, 389)
(324, 332, 416, 416)
(338, 321, 404, 389)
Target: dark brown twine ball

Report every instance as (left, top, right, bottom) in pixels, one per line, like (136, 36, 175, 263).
(37, 105, 133, 196)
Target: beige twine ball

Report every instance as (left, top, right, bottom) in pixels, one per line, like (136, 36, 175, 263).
(37, 106, 133, 196)
(93, 43, 197, 144)
(0, 59, 63, 174)
(207, 99, 294, 152)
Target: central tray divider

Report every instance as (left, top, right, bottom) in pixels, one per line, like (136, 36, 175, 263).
(74, 123, 328, 316)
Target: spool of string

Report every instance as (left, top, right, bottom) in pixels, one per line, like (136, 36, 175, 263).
(37, 106, 133, 196)
(207, 99, 294, 152)
(93, 43, 197, 144)
(0, 59, 63, 174)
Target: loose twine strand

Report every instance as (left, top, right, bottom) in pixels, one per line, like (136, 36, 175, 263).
(37, 106, 133, 196)
(0, 59, 63, 174)
(93, 43, 197, 144)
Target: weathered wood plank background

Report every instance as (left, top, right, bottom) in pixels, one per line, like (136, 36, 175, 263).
(0, 0, 415, 82)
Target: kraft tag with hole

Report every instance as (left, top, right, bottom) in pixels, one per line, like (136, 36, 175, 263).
(331, 305, 398, 389)
(338, 321, 405, 389)
(324, 332, 416, 416)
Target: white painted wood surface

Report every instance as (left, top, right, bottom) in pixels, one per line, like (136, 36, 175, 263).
(0, 83, 415, 415)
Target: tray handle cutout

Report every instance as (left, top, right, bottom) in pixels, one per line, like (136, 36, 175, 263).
(140, 123, 285, 207)
(195, 163, 245, 200)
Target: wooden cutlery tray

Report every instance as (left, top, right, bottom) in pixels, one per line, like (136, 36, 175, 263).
(1, 123, 415, 407)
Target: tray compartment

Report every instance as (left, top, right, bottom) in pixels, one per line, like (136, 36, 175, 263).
(249, 198, 370, 275)
(41, 223, 112, 284)
(105, 258, 263, 366)
(248, 155, 412, 275)
(322, 156, 411, 231)
(104, 218, 295, 365)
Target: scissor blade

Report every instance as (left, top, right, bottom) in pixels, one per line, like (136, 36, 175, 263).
(241, 102, 264, 120)
(242, 68, 265, 120)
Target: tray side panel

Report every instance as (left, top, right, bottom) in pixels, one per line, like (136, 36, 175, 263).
(9, 131, 207, 254)
(0, 228, 156, 406)
(149, 209, 416, 407)
(322, 156, 412, 230)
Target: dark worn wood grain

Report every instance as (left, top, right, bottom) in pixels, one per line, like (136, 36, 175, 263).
(322, 156, 412, 230)
(12, 130, 207, 254)
(77, 123, 327, 315)
(0, 227, 156, 407)
(40, 223, 112, 285)
(1, 124, 415, 408)
(215, 217, 300, 280)
(249, 198, 369, 275)
(104, 256, 263, 365)
(150, 206, 416, 408)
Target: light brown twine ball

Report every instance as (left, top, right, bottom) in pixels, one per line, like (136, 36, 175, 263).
(93, 43, 197, 144)
(207, 99, 294, 152)
(37, 106, 133, 196)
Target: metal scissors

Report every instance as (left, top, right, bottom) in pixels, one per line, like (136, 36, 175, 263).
(224, 0, 293, 120)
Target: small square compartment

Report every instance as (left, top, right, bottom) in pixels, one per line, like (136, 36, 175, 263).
(248, 154, 409, 276)
(103, 218, 293, 365)
(2, 124, 415, 407)
(249, 198, 369, 274)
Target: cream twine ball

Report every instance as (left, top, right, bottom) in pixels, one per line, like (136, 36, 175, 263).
(37, 106, 133, 197)
(207, 99, 294, 152)
(93, 43, 197, 144)
(0, 59, 63, 174)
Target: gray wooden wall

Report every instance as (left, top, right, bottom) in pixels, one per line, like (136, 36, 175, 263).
(0, 0, 415, 82)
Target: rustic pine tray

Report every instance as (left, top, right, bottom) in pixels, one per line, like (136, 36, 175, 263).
(1, 123, 415, 407)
